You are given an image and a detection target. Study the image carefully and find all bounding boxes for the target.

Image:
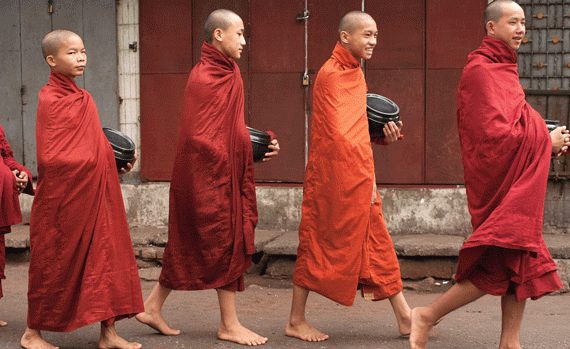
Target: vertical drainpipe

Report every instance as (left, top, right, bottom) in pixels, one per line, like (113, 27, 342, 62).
(304, 0, 309, 167)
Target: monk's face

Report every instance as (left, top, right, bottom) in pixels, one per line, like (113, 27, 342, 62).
(487, 2, 526, 50)
(341, 17, 378, 60)
(46, 34, 86, 80)
(218, 16, 246, 60)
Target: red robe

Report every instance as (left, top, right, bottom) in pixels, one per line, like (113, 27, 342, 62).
(159, 42, 257, 292)
(455, 36, 562, 300)
(0, 124, 33, 298)
(293, 42, 402, 306)
(28, 71, 144, 332)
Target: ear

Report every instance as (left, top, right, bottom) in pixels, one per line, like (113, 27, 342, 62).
(486, 21, 495, 36)
(213, 28, 223, 42)
(45, 55, 57, 68)
(340, 30, 350, 44)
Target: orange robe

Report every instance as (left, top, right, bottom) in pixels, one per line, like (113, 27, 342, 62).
(293, 42, 402, 306)
(28, 71, 144, 332)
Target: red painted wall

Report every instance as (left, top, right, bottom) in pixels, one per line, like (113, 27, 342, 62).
(139, 0, 487, 184)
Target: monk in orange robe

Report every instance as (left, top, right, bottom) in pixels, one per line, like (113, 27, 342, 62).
(0, 123, 34, 327)
(135, 9, 279, 346)
(20, 30, 144, 349)
(286, 11, 409, 342)
(410, 2, 567, 349)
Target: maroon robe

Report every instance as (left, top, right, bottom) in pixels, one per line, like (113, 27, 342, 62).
(28, 71, 143, 332)
(455, 36, 562, 300)
(0, 123, 33, 298)
(159, 42, 257, 292)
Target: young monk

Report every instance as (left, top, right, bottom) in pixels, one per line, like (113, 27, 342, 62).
(0, 123, 34, 327)
(135, 9, 279, 346)
(409, 2, 568, 348)
(20, 29, 144, 349)
(285, 11, 410, 342)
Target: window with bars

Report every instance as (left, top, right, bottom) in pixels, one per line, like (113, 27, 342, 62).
(518, 0, 570, 90)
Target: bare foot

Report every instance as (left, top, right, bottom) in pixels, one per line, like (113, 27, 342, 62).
(218, 323, 268, 346)
(0, 319, 7, 327)
(410, 307, 433, 349)
(135, 311, 180, 336)
(286, 320, 329, 342)
(98, 335, 142, 349)
(20, 328, 59, 349)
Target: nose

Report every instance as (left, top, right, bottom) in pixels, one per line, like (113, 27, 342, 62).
(370, 36, 377, 46)
(78, 52, 86, 61)
(240, 35, 246, 46)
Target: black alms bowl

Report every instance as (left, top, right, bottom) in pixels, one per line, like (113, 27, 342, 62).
(367, 93, 401, 138)
(247, 127, 271, 163)
(545, 119, 560, 133)
(103, 127, 136, 172)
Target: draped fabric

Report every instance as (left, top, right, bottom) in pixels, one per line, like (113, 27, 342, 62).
(1, 123, 33, 298)
(0, 124, 33, 231)
(28, 71, 143, 332)
(159, 42, 257, 292)
(293, 42, 402, 306)
(455, 36, 562, 300)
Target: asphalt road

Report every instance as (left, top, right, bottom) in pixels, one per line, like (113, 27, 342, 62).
(1, 260, 569, 349)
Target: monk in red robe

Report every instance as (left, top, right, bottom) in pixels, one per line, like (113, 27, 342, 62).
(286, 11, 409, 342)
(135, 9, 279, 346)
(20, 29, 144, 349)
(0, 123, 34, 327)
(410, 2, 567, 349)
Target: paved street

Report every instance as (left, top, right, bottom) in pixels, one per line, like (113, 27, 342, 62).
(1, 260, 569, 349)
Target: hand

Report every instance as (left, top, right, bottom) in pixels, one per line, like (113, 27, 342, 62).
(551, 126, 570, 158)
(12, 170, 28, 194)
(262, 139, 280, 162)
(383, 121, 403, 144)
(119, 154, 137, 175)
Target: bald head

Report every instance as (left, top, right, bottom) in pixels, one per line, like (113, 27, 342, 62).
(484, 0, 521, 33)
(41, 29, 79, 59)
(204, 9, 241, 44)
(339, 11, 374, 35)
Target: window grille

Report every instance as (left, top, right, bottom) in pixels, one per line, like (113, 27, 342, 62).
(518, 0, 570, 91)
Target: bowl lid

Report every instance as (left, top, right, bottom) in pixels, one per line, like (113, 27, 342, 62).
(103, 127, 136, 154)
(247, 126, 271, 144)
(366, 94, 399, 118)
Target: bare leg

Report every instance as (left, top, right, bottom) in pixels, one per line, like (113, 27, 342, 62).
(98, 322, 142, 349)
(216, 288, 268, 346)
(388, 291, 412, 336)
(410, 280, 485, 349)
(20, 327, 59, 349)
(285, 284, 329, 342)
(135, 282, 180, 335)
(498, 295, 525, 349)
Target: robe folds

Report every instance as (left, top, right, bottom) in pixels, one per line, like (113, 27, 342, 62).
(159, 42, 257, 292)
(455, 36, 562, 300)
(0, 124, 33, 298)
(28, 71, 143, 332)
(293, 42, 402, 307)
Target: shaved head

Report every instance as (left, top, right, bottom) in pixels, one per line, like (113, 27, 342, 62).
(41, 29, 79, 59)
(339, 11, 374, 35)
(204, 9, 241, 44)
(484, 0, 521, 32)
